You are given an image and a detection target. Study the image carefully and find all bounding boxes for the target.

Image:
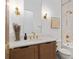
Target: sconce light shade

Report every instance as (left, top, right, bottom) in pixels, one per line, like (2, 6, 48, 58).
(15, 7, 20, 16)
(43, 13, 47, 19)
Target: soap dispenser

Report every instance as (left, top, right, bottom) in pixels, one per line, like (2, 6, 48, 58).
(24, 33, 27, 40)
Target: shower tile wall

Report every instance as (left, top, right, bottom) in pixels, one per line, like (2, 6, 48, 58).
(61, 0, 73, 45)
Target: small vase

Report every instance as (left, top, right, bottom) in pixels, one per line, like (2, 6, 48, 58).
(13, 24, 20, 41)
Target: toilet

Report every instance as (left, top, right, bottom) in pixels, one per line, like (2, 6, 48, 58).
(58, 48, 71, 59)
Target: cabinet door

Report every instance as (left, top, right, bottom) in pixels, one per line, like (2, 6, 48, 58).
(39, 42, 56, 59)
(10, 45, 38, 59)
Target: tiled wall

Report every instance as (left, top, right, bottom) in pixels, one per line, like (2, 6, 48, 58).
(61, 0, 73, 47)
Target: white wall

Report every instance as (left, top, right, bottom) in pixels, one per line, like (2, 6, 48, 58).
(24, 0, 42, 33)
(41, 0, 61, 41)
(42, 0, 61, 17)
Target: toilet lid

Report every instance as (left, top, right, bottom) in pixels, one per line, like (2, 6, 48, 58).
(58, 48, 71, 55)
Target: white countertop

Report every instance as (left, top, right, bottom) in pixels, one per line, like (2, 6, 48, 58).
(9, 37, 56, 48)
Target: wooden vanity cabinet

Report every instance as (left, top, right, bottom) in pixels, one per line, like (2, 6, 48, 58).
(9, 41, 56, 59)
(9, 45, 38, 59)
(39, 42, 56, 59)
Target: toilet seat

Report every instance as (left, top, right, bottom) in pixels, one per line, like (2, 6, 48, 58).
(58, 48, 71, 56)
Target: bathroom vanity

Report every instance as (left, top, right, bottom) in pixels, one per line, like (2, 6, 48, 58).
(6, 0, 61, 59)
(9, 41, 56, 59)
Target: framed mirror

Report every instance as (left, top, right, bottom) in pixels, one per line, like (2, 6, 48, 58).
(23, 0, 42, 34)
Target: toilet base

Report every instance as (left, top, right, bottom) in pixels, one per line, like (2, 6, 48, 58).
(59, 51, 72, 59)
(57, 48, 72, 59)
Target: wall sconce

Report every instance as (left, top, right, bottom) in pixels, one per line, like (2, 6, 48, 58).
(15, 7, 20, 16)
(43, 13, 47, 19)
(42, 9, 48, 19)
